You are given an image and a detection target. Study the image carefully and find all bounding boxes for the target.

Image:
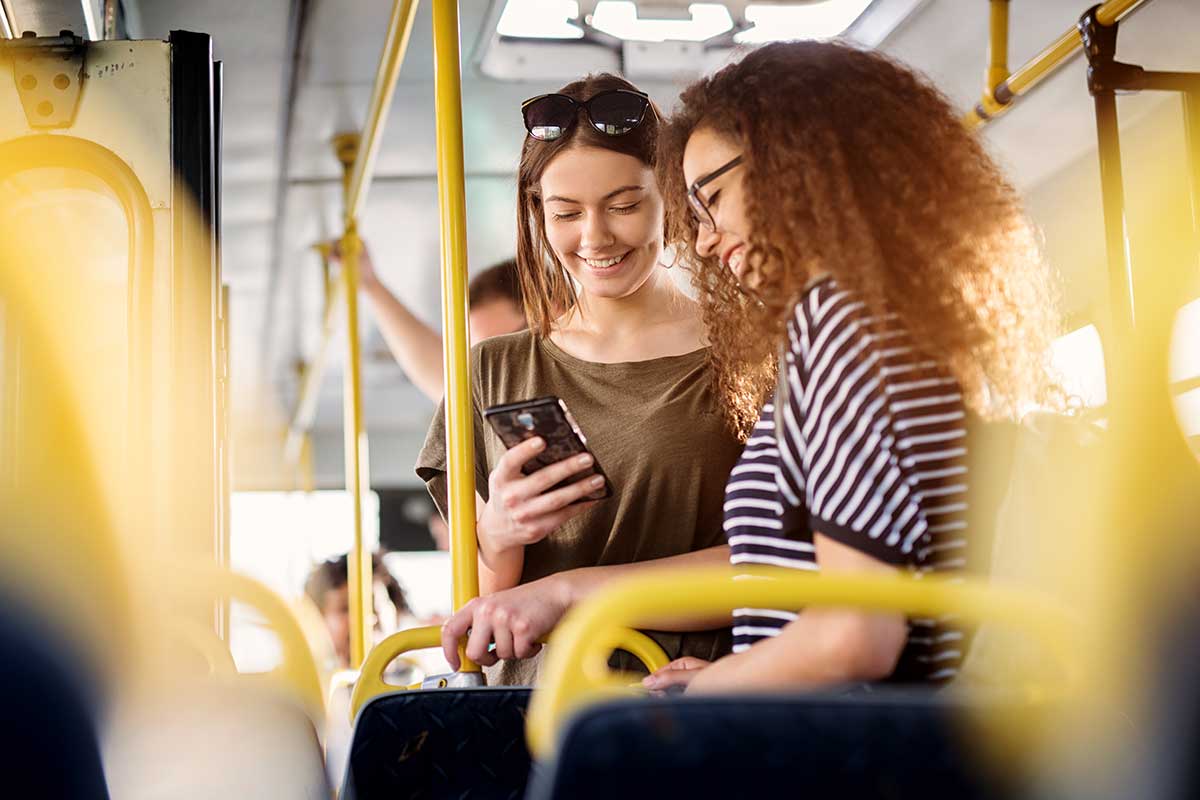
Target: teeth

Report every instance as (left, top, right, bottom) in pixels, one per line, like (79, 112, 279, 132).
(583, 254, 624, 268)
(727, 251, 744, 272)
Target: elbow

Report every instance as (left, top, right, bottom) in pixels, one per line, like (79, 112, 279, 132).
(825, 615, 906, 683)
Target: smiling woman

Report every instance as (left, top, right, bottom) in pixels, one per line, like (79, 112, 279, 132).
(416, 73, 745, 686)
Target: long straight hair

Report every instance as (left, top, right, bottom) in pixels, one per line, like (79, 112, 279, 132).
(515, 74, 660, 336)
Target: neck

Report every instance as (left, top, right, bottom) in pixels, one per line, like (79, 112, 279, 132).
(566, 269, 684, 337)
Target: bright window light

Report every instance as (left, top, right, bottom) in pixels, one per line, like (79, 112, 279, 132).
(497, 0, 584, 40)
(735, 0, 874, 44)
(1049, 324, 1107, 409)
(590, 2, 734, 43)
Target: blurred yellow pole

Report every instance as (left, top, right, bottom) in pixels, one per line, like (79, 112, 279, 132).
(432, 0, 481, 673)
(335, 134, 373, 671)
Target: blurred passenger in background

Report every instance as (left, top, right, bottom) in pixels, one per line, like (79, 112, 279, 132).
(332, 243, 526, 400)
(304, 552, 411, 670)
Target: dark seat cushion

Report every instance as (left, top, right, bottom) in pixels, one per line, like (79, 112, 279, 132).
(527, 688, 1028, 800)
(342, 687, 532, 800)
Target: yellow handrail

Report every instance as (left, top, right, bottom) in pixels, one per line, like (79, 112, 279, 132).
(349, 624, 672, 721)
(964, 0, 1150, 129)
(525, 567, 1079, 759)
(432, 0, 482, 672)
(350, 625, 442, 719)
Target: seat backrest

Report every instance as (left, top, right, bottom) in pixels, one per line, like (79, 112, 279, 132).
(342, 687, 532, 800)
(960, 412, 1106, 685)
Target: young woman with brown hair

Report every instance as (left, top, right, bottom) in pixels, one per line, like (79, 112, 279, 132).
(644, 41, 1062, 692)
(418, 74, 742, 685)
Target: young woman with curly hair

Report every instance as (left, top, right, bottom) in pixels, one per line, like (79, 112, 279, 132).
(419, 73, 742, 685)
(644, 41, 1062, 693)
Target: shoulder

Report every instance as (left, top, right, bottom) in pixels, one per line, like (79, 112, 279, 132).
(473, 329, 537, 362)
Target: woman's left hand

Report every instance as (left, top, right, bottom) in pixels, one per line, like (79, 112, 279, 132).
(642, 657, 712, 692)
(440, 576, 572, 670)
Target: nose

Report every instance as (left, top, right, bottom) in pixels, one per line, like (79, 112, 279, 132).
(579, 210, 615, 253)
(695, 223, 721, 259)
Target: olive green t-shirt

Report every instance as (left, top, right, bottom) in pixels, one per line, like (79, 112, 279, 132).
(416, 330, 742, 685)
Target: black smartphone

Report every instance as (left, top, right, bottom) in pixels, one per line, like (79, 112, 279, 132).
(483, 396, 612, 501)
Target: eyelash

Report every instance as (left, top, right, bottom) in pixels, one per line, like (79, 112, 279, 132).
(706, 190, 721, 208)
(550, 202, 641, 222)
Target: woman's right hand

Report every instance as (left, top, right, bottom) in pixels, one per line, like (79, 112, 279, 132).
(477, 436, 603, 561)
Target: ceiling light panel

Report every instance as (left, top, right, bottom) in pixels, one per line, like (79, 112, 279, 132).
(735, 0, 874, 44)
(497, 0, 585, 39)
(590, 2, 734, 43)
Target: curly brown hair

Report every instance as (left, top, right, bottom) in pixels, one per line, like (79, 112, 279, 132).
(658, 41, 1062, 438)
(515, 74, 660, 336)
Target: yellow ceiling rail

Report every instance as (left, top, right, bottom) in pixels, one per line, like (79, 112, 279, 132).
(432, 0, 482, 674)
(283, 0, 419, 468)
(525, 567, 1080, 760)
(344, 0, 421, 225)
(964, 0, 1151, 129)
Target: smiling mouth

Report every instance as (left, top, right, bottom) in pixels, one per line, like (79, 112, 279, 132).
(723, 246, 746, 276)
(580, 251, 630, 271)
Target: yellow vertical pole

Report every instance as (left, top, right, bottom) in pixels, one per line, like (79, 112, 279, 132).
(335, 132, 373, 670)
(431, 0, 480, 673)
(986, 0, 1010, 93)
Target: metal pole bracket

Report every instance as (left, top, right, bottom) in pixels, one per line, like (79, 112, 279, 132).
(1079, 5, 1145, 95)
(1, 32, 87, 130)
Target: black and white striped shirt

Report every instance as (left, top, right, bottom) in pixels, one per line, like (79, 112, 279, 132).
(724, 278, 969, 683)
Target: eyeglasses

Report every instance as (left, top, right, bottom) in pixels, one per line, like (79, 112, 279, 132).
(521, 89, 653, 141)
(687, 154, 744, 231)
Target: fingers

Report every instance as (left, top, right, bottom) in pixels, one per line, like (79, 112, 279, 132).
(494, 437, 547, 482)
(517, 473, 606, 519)
(440, 603, 475, 671)
(490, 608, 516, 661)
(465, 613, 498, 667)
(642, 657, 710, 690)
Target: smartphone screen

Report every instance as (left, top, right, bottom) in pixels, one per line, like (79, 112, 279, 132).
(483, 396, 612, 501)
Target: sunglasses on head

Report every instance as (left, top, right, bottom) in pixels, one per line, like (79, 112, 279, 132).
(521, 89, 653, 141)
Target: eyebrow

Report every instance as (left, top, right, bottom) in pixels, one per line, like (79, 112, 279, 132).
(545, 184, 645, 204)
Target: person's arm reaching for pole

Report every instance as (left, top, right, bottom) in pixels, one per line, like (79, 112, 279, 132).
(334, 242, 446, 402)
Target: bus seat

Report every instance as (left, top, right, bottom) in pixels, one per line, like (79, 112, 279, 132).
(0, 600, 111, 799)
(526, 690, 1027, 800)
(103, 682, 328, 800)
(341, 687, 532, 800)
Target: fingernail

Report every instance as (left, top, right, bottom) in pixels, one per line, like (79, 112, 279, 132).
(642, 676, 657, 688)
(531, 438, 545, 451)
(576, 453, 593, 466)
(589, 476, 604, 488)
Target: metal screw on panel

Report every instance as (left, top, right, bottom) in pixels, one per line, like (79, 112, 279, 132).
(54, 74, 70, 90)
(20, 74, 37, 91)
(36, 101, 53, 117)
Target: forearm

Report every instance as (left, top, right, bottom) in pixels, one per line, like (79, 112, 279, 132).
(558, 545, 733, 631)
(688, 607, 907, 693)
(478, 545, 524, 595)
(362, 280, 445, 401)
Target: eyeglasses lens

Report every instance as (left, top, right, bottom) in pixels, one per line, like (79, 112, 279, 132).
(523, 95, 578, 141)
(587, 92, 647, 136)
(688, 193, 714, 230)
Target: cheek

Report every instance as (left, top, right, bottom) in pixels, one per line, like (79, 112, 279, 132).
(543, 219, 577, 260)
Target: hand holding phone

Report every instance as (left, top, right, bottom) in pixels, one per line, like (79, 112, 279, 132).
(475, 397, 609, 559)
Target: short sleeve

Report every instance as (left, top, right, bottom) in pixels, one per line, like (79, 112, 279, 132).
(775, 284, 941, 566)
(414, 347, 491, 521)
